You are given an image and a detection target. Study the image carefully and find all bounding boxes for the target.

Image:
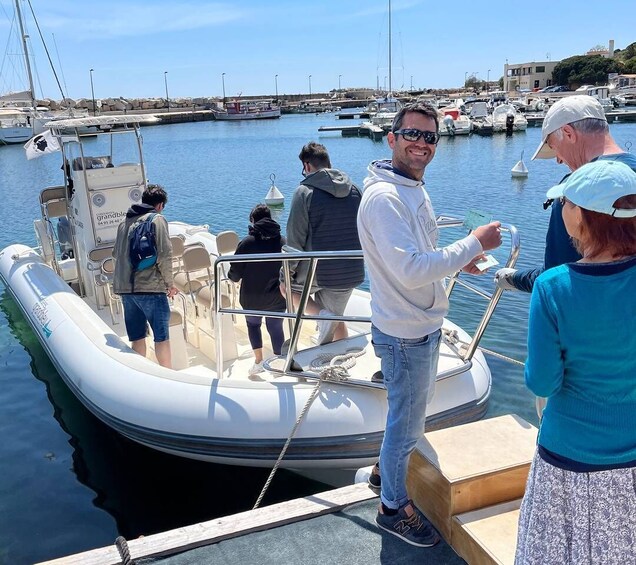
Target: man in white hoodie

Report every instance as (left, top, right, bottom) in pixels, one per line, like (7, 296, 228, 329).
(357, 102, 502, 547)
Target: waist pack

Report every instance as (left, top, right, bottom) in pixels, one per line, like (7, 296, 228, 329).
(129, 213, 157, 281)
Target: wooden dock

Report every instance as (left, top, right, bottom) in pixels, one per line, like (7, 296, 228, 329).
(37, 414, 537, 565)
(318, 122, 385, 141)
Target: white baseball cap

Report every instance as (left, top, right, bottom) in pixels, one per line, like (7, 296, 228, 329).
(545, 160, 636, 218)
(532, 96, 607, 160)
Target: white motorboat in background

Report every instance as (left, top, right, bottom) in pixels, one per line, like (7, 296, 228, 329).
(0, 106, 32, 144)
(469, 102, 494, 136)
(492, 104, 528, 132)
(0, 115, 520, 471)
(438, 106, 472, 136)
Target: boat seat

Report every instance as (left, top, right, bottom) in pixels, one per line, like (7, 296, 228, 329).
(196, 287, 231, 311)
(215, 230, 240, 308)
(174, 246, 215, 295)
(216, 230, 239, 255)
(170, 235, 186, 274)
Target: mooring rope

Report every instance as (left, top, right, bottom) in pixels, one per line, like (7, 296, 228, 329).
(115, 536, 135, 565)
(253, 347, 367, 509)
(252, 378, 322, 510)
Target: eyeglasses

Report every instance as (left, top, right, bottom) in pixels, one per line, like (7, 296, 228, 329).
(393, 129, 441, 145)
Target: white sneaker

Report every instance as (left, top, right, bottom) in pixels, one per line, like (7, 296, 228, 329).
(248, 362, 264, 376)
(316, 309, 336, 345)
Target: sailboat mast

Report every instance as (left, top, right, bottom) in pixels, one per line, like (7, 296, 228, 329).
(386, 0, 392, 96)
(15, 0, 37, 107)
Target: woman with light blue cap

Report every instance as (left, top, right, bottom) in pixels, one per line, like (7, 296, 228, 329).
(515, 159, 636, 564)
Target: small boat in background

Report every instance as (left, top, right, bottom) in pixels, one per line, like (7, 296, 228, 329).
(469, 102, 494, 136)
(438, 106, 472, 136)
(511, 151, 529, 177)
(212, 99, 281, 121)
(264, 173, 284, 206)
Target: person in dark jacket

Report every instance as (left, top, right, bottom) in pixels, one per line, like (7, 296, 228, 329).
(281, 141, 364, 345)
(228, 204, 286, 375)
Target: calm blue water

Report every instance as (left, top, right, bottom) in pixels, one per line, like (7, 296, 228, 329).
(0, 115, 634, 564)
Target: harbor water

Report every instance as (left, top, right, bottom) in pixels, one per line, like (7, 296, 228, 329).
(0, 113, 634, 564)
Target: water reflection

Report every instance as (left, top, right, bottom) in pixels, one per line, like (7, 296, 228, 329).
(0, 292, 329, 561)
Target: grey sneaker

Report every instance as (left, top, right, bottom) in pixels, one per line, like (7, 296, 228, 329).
(375, 501, 440, 548)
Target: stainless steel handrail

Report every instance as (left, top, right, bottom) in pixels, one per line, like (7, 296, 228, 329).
(212, 217, 520, 378)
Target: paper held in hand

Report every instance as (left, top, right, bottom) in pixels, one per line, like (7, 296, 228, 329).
(463, 209, 493, 231)
(474, 255, 499, 272)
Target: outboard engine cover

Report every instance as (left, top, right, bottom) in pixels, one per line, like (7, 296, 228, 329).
(443, 115, 456, 136)
(505, 113, 515, 135)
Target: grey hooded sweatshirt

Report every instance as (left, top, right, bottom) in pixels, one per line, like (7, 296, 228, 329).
(286, 168, 364, 289)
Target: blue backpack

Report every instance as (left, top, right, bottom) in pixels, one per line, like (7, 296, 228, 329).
(128, 213, 158, 278)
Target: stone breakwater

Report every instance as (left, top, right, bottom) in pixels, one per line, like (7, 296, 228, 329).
(35, 96, 215, 112)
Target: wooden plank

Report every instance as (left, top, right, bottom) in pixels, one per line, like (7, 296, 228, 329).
(36, 483, 378, 565)
(451, 499, 521, 565)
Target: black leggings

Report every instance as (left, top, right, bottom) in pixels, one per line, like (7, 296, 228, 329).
(245, 316, 285, 354)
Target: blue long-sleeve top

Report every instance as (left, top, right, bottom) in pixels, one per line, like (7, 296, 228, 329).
(525, 257, 636, 466)
(510, 152, 636, 292)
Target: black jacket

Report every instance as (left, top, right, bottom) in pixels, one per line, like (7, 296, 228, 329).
(228, 218, 287, 312)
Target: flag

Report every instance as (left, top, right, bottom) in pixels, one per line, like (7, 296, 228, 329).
(24, 130, 61, 160)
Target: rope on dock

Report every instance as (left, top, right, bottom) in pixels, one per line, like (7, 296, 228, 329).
(115, 536, 135, 565)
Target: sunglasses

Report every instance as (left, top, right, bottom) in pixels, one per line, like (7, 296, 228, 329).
(393, 129, 441, 145)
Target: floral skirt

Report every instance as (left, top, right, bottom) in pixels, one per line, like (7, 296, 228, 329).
(515, 452, 636, 565)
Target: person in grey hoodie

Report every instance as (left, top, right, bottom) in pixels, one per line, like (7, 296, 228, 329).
(113, 184, 178, 368)
(357, 103, 502, 548)
(282, 141, 364, 344)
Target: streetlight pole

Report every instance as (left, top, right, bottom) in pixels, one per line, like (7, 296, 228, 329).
(487, 69, 491, 93)
(164, 71, 170, 112)
(221, 72, 226, 106)
(275, 74, 278, 103)
(308, 75, 312, 99)
(464, 71, 468, 88)
(410, 75, 413, 91)
(338, 74, 342, 93)
(89, 68, 96, 116)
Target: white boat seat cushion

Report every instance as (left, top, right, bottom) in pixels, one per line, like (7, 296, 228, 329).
(216, 230, 239, 255)
(195, 286, 230, 310)
(174, 246, 214, 294)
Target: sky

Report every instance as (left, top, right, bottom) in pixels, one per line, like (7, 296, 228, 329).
(0, 0, 634, 102)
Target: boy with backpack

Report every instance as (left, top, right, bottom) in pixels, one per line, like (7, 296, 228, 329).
(113, 184, 178, 368)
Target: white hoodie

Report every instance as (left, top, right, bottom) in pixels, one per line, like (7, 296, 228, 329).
(357, 160, 482, 338)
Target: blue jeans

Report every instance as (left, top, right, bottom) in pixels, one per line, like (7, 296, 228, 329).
(371, 325, 441, 509)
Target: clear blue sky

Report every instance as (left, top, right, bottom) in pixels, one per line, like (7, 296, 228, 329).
(1, 0, 634, 101)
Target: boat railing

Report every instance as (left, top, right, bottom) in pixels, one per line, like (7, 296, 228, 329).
(212, 217, 520, 379)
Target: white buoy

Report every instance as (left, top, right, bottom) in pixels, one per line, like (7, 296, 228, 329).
(511, 150, 529, 178)
(264, 173, 284, 206)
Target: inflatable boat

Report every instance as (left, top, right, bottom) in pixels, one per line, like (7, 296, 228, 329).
(0, 116, 519, 469)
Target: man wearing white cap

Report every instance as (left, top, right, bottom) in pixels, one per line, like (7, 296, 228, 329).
(494, 95, 636, 292)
